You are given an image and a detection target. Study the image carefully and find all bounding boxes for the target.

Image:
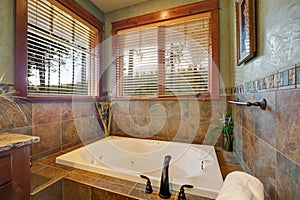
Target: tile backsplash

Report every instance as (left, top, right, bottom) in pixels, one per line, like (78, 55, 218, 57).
(110, 98, 228, 146)
(232, 64, 300, 199)
(0, 99, 102, 160)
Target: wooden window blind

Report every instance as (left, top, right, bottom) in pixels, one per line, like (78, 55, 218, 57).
(117, 27, 159, 97)
(27, 0, 100, 96)
(115, 13, 212, 98)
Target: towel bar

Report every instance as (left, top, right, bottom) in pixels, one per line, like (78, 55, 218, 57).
(228, 98, 267, 110)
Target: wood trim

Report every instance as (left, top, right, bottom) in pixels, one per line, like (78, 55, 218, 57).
(25, 94, 95, 101)
(55, 0, 103, 30)
(112, 0, 218, 34)
(210, 8, 220, 99)
(15, 0, 103, 99)
(111, 96, 220, 101)
(157, 27, 166, 95)
(112, 0, 220, 99)
(111, 34, 119, 97)
(0, 146, 31, 200)
(97, 31, 103, 96)
(11, 146, 31, 200)
(15, 0, 28, 97)
(0, 155, 12, 185)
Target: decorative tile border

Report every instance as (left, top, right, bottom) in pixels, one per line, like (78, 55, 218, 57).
(3, 65, 300, 97)
(233, 63, 300, 94)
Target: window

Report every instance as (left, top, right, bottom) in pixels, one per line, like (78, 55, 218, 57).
(15, 0, 103, 99)
(112, 0, 219, 99)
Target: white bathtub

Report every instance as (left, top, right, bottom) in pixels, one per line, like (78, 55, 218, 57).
(56, 136, 223, 199)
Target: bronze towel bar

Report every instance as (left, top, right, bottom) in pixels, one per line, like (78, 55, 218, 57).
(228, 98, 267, 110)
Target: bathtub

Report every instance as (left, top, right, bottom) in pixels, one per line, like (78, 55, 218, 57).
(56, 136, 223, 199)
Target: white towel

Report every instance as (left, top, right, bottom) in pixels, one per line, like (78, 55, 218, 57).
(216, 171, 264, 200)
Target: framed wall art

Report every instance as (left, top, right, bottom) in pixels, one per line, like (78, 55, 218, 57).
(236, 0, 256, 65)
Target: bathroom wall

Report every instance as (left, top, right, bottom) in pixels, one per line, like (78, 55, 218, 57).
(0, 0, 14, 83)
(230, 0, 300, 199)
(0, 99, 103, 160)
(111, 99, 227, 146)
(1, 0, 299, 198)
(75, 0, 104, 22)
(103, 0, 233, 93)
(104, 0, 232, 147)
(0, 0, 105, 159)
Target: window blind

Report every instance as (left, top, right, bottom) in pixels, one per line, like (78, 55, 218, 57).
(116, 13, 211, 97)
(164, 17, 210, 95)
(117, 27, 159, 97)
(27, 0, 99, 96)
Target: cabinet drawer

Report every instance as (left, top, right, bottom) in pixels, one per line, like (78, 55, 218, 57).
(0, 155, 12, 186)
(0, 181, 12, 200)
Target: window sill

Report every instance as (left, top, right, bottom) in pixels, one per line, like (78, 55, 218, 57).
(17, 94, 96, 102)
(111, 95, 220, 101)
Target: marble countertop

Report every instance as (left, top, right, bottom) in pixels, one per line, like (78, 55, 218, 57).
(0, 132, 40, 152)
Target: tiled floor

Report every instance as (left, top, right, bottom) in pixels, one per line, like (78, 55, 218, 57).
(30, 146, 244, 200)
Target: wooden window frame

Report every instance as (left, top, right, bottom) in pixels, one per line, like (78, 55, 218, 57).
(15, 0, 103, 101)
(111, 0, 219, 100)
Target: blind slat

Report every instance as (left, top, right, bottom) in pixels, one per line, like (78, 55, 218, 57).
(27, 0, 99, 96)
(116, 14, 211, 97)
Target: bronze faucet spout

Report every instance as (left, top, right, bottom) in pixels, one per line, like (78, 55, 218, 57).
(159, 155, 172, 199)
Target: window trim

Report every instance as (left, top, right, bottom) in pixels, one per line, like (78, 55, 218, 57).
(111, 0, 219, 100)
(15, 0, 103, 100)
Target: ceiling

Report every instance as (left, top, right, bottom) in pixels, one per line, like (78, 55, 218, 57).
(91, 0, 149, 13)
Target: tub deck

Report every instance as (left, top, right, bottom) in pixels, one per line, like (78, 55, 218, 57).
(31, 145, 244, 200)
(55, 137, 223, 198)
(31, 144, 244, 200)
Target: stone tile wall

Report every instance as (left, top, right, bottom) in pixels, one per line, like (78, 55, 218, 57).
(233, 88, 300, 199)
(0, 96, 228, 159)
(0, 100, 103, 160)
(111, 98, 228, 146)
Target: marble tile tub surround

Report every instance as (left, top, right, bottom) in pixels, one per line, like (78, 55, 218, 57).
(31, 101, 104, 160)
(232, 88, 300, 200)
(1, 95, 229, 160)
(0, 99, 103, 160)
(111, 97, 228, 146)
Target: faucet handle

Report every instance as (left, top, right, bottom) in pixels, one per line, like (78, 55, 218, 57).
(140, 175, 153, 194)
(178, 184, 193, 200)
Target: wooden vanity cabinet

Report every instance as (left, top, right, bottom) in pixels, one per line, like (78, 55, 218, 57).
(0, 145, 31, 200)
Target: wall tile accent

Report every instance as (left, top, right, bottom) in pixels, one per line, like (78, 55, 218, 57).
(234, 64, 300, 94)
(296, 67, 300, 84)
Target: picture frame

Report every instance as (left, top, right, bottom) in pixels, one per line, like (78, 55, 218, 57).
(235, 0, 256, 65)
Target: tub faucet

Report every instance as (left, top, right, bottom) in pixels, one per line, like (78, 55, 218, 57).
(159, 155, 172, 199)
